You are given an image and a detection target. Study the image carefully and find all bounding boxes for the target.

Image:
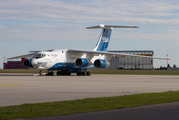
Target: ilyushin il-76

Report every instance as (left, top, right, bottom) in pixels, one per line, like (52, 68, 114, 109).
(8, 24, 171, 76)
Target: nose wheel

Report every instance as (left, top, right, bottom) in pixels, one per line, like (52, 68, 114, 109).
(46, 71, 54, 76)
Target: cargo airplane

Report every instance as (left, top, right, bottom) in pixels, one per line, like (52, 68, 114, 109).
(7, 24, 171, 76)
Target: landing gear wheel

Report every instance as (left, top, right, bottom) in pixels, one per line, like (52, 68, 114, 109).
(51, 72, 54, 76)
(81, 71, 85, 76)
(57, 71, 62, 75)
(62, 71, 66, 76)
(66, 72, 71, 76)
(86, 71, 91, 76)
(57, 70, 71, 76)
(77, 71, 82, 76)
(46, 71, 54, 76)
(77, 71, 91, 76)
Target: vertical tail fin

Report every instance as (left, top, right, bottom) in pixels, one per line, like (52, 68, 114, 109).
(93, 28, 112, 52)
(86, 24, 139, 52)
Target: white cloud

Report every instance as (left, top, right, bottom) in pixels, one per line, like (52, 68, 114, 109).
(0, 25, 6, 29)
(1, 0, 179, 69)
(0, 0, 179, 46)
(0, 0, 179, 24)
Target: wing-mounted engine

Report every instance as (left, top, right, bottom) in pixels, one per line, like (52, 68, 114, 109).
(94, 59, 110, 68)
(76, 58, 92, 67)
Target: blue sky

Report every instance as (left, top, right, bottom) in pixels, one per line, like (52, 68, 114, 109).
(0, 0, 179, 69)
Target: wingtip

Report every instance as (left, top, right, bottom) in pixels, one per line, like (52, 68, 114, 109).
(166, 58, 171, 60)
(134, 26, 139, 28)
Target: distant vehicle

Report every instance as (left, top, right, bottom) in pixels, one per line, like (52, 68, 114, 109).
(7, 24, 171, 76)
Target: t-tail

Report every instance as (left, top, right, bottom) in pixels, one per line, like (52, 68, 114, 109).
(86, 24, 139, 52)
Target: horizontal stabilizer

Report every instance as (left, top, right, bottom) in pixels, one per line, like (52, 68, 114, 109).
(86, 24, 139, 29)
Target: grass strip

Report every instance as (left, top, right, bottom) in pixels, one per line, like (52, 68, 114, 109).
(0, 91, 179, 120)
(91, 70, 179, 75)
(0, 69, 179, 75)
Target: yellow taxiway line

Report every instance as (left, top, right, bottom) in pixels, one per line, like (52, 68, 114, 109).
(0, 83, 21, 86)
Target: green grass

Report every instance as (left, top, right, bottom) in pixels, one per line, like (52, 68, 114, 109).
(0, 91, 179, 120)
(0, 69, 179, 75)
(90, 69, 179, 75)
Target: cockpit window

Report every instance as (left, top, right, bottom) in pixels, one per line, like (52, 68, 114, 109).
(35, 53, 46, 58)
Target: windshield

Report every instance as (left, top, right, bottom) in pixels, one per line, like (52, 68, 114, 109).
(34, 53, 46, 58)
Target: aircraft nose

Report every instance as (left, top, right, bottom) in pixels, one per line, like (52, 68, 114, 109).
(31, 58, 37, 66)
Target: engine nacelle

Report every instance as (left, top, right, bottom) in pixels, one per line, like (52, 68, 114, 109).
(24, 59, 33, 68)
(76, 58, 92, 67)
(94, 59, 110, 68)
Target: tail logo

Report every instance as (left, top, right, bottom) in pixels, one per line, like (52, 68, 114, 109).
(102, 37, 108, 43)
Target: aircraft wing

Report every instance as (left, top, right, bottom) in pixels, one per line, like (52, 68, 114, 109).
(7, 53, 35, 60)
(67, 49, 171, 60)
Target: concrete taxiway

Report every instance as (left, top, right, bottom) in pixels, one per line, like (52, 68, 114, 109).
(0, 74, 179, 106)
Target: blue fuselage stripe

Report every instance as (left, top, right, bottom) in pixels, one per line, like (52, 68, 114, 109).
(48, 62, 94, 72)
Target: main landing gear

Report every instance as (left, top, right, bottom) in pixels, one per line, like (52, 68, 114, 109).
(45, 70, 91, 76)
(57, 70, 71, 76)
(46, 70, 71, 76)
(76, 71, 91, 76)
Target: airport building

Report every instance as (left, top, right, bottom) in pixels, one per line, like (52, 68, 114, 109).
(3, 58, 27, 69)
(107, 50, 154, 70)
(3, 50, 154, 70)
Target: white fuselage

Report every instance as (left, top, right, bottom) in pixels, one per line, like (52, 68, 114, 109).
(30, 49, 108, 71)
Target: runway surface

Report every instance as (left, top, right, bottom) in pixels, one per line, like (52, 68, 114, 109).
(0, 73, 179, 106)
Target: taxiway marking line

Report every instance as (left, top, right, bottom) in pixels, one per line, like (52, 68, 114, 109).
(0, 83, 21, 86)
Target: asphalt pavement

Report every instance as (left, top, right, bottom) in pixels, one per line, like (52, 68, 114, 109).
(22, 102, 179, 120)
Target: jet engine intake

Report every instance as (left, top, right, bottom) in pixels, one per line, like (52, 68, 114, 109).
(94, 59, 110, 68)
(24, 59, 33, 68)
(76, 58, 92, 67)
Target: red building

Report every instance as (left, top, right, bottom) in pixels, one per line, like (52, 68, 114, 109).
(3, 58, 27, 69)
